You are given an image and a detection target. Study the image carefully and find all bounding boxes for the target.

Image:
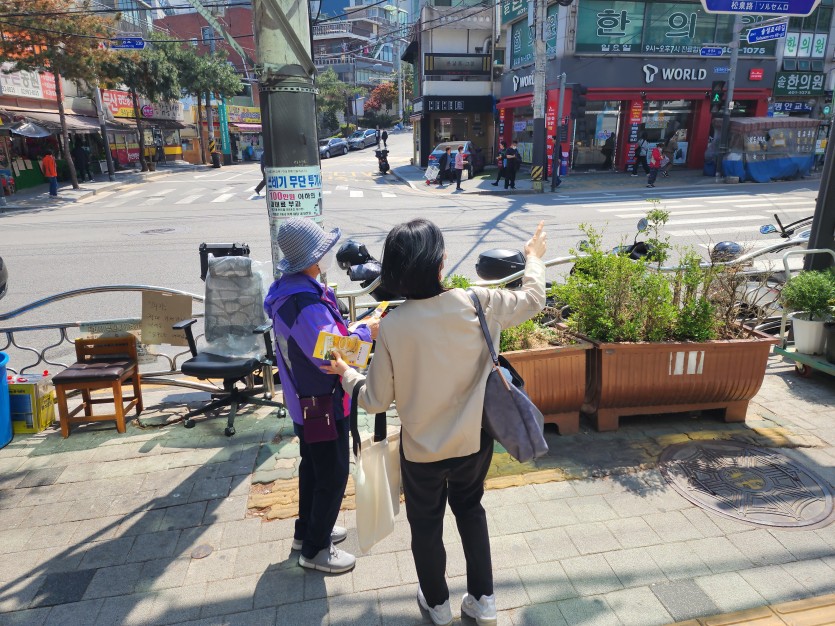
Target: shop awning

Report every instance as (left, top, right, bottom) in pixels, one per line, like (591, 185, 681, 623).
(10, 109, 101, 132)
(401, 40, 418, 64)
(230, 123, 262, 132)
(10, 121, 52, 138)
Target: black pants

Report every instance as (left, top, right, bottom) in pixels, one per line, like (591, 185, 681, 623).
(602, 151, 613, 170)
(255, 176, 266, 193)
(505, 166, 517, 189)
(294, 418, 350, 559)
(647, 167, 660, 185)
(494, 167, 505, 183)
(632, 155, 649, 175)
(401, 429, 494, 608)
(454, 168, 463, 189)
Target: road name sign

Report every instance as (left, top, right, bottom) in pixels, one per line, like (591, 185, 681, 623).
(110, 37, 145, 50)
(747, 21, 788, 43)
(700, 0, 820, 16)
(700, 46, 726, 56)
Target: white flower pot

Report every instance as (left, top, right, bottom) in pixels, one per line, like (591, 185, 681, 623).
(791, 312, 828, 355)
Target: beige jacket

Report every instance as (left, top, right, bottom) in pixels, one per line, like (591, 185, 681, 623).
(341, 256, 546, 463)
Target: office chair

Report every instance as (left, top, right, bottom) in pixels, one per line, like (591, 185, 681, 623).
(174, 255, 285, 436)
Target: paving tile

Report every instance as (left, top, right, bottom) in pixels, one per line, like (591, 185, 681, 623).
(489, 504, 541, 536)
(62, 498, 114, 523)
(365, 520, 412, 556)
(493, 567, 532, 610)
(305, 566, 355, 601)
(0, 527, 39, 555)
(252, 566, 306, 609)
(115, 509, 166, 537)
(30, 568, 97, 608)
(353, 553, 402, 592)
(694, 571, 766, 614)
(0, 548, 43, 583)
(258, 518, 297, 544)
(0, 573, 44, 613)
(563, 522, 621, 556)
(160, 502, 209, 532)
(687, 537, 754, 574)
(0, 504, 35, 529)
(604, 586, 673, 626)
(646, 542, 711, 580)
(522, 527, 580, 564)
(200, 575, 258, 618)
(642, 511, 703, 543)
(126, 530, 181, 563)
(531, 481, 577, 501)
(274, 598, 329, 626)
(395, 550, 418, 585)
(24, 520, 83, 551)
(482, 484, 540, 508)
(218, 519, 263, 550)
(603, 492, 658, 519)
(79, 537, 136, 569)
(184, 548, 238, 585)
(203, 496, 248, 524)
(16, 467, 67, 488)
(3, 607, 50, 625)
(604, 547, 668, 589)
(328, 589, 381, 626)
(93, 589, 167, 625)
(780, 558, 835, 593)
(188, 476, 234, 504)
(651, 580, 721, 623)
(377, 584, 434, 626)
(516, 561, 576, 604)
(135, 557, 191, 592)
(527, 499, 579, 529)
(771, 528, 835, 561)
(83, 562, 144, 599)
(36, 544, 88, 574)
(565, 496, 619, 523)
(175, 524, 225, 557)
(727, 529, 795, 567)
(70, 515, 125, 544)
(556, 595, 620, 626)
(508, 601, 569, 626)
(224, 607, 279, 626)
(234, 540, 292, 577)
(737, 565, 811, 604)
(560, 553, 623, 597)
(679, 508, 725, 538)
(605, 517, 663, 549)
(572, 477, 621, 497)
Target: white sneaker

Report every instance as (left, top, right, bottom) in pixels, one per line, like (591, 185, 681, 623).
(291, 525, 347, 551)
(461, 593, 497, 625)
(298, 543, 355, 574)
(417, 586, 453, 626)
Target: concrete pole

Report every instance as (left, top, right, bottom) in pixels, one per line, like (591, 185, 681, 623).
(531, 0, 547, 191)
(717, 15, 742, 179)
(805, 128, 835, 270)
(206, 31, 216, 145)
(551, 72, 565, 192)
(253, 0, 322, 278)
(93, 82, 116, 181)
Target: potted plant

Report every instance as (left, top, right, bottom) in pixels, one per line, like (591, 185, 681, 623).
(553, 209, 778, 432)
(780, 269, 835, 355)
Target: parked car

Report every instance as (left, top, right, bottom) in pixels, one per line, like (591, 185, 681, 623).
(348, 128, 378, 150)
(0, 254, 7, 301)
(319, 137, 349, 158)
(427, 141, 485, 179)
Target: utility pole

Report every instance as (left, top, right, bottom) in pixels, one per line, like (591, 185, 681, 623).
(550, 72, 565, 192)
(205, 27, 218, 166)
(93, 83, 116, 182)
(716, 15, 742, 179)
(531, 0, 547, 191)
(806, 128, 835, 270)
(253, 0, 322, 278)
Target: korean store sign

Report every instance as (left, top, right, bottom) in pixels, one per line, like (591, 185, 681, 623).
(773, 71, 825, 96)
(510, 3, 558, 67)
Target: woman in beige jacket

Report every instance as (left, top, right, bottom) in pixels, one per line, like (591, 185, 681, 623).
(324, 219, 547, 626)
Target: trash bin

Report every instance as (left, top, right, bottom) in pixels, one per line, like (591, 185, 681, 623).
(825, 322, 835, 364)
(0, 352, 11, 449)
(211, 152, 222, 168)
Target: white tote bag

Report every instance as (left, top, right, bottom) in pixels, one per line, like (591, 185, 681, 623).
(351, 383, 401, 554)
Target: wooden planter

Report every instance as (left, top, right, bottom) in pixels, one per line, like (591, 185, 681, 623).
(502, 342, 591, 435)
(581, 332, 778, 431)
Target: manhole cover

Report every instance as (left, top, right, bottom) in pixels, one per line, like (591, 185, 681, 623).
(659, 440, 834, 529)
(141, 228, 175, 235)
(191, 544, 214, 559)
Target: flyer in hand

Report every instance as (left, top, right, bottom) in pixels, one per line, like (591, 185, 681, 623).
(313, 332, 373, 368)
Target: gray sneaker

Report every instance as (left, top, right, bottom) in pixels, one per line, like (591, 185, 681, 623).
(291, 526, 347, 551)
(298, 544, 355, 574)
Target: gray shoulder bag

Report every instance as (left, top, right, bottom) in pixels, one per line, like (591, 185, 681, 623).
(466, 289, 549, 463)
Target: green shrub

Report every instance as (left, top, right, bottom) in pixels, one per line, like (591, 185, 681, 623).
(780, 269, 835, 321)
(442, 274, 473, 289)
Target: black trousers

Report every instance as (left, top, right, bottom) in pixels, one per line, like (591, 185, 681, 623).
(494, 167, 505, 183)
(454, 168, 463, 188)
(294, 418, 350, 559)
(632, 155, 649, 175)
(401, 429, 494, 608)
(505, 166, 517, 188)
(647, 167, 660, 185)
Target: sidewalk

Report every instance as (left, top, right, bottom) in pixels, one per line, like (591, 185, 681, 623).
(0, 352, 833, 625)
(391, 164, 822, 196)
(0, 163, 208, 213)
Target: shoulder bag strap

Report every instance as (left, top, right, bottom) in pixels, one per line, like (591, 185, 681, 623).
(350, 380, 388, 458)
(466, 289, 511, 390)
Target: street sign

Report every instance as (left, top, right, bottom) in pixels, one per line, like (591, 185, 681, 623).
(700, 0, 820, 16)
(110, 37, 145, 50)
(700, 46, 725, 57)
(747, 21, 787, 43)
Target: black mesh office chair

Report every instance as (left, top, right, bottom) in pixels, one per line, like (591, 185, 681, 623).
(174, 255, 285, 436)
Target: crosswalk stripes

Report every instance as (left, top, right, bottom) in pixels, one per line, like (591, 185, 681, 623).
(113, 185, 398, 206)
(212, 193, 235, 203)
(176, 194, 203, 204)
(349, 190, 363, 198)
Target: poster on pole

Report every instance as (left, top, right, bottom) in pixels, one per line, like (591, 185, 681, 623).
(264, 166, 323, 219)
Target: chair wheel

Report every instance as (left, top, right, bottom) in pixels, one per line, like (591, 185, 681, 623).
(224, 426, 236, 437)
(184, 419, 196, 429)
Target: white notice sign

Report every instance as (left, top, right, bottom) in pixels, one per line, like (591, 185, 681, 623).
(264, 166, 323, 219)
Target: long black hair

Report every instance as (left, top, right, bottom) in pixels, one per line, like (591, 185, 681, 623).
(381, 219, 445, 299)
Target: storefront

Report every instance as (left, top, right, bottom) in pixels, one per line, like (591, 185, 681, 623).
(226, 105, 262, 162)
(412, 95, 495, 167)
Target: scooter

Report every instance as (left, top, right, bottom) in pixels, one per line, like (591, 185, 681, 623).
(335, 239, 399, 304)
(375, 149, 390, 174)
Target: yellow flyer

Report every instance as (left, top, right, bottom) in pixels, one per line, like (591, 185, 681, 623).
(313, 331, 372, 368)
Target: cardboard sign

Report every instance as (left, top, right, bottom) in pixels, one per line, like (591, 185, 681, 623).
(141, 292, 192, 346)
(79, 318, 154, 365)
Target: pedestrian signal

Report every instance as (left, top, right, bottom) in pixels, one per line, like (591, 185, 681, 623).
(571, 85, 588, 120)
(710, 81, 726, 114)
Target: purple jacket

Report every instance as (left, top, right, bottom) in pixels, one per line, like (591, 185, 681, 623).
(264, 273, 371, 425)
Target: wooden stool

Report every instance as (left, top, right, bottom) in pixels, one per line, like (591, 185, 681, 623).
(52, 337, 143, 438)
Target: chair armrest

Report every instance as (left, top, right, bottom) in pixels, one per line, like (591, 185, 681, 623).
(254, 322, 275, 362)
(253, 322, 272, 335)
(173, 318, 198, 357)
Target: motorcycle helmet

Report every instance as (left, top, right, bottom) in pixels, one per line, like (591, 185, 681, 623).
(476, 249, 526, 286)
(336, 239, 372, 271)
(710, 241, 743, 263)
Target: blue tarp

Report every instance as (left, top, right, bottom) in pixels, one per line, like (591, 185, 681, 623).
(720, 155, 814, 182)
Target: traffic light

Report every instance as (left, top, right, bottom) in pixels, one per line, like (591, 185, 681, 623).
(571, 85, 588, 120)
(710, 81, 726, 114)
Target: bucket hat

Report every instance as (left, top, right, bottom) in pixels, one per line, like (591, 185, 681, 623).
(275, 217, 341, 274)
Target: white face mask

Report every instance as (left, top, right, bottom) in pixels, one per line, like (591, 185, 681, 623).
(317, 247, 336, 275)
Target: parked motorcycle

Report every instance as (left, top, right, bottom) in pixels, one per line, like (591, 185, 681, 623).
(375, 149, 390, 174)
(335, 239, 399, 304)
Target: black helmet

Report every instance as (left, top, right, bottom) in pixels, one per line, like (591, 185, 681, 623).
(336, 239, 372, 270)
(710, 241, 743, 263)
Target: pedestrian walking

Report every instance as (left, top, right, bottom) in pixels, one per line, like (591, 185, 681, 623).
(436, 146, 451, 188)
(551, 136, 562, 188)
(381, 129, 388, 149)
(323, 219, 548, 626)
(504, 141, 521, 189)
(631, 132, 650, 176)
(453, 145, 467, 191)
(264, 218, 380, 575)
(254, 151, 266, 195)
(375, 126, 382, 148)
(71, 141, 93, 182)
(601, 132, 615, 170)
(647, 142, 664, 188)
(41, 149, 58, 198)
(491, 141, 507, 187)
(662, 133, 678, 177)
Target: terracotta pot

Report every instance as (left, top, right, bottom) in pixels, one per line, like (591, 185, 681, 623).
(580, 331, 778, 432)
(501, 342, 591, 435)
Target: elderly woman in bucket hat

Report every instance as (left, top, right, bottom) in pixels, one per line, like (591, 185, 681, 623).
(264, 217, 379, 574)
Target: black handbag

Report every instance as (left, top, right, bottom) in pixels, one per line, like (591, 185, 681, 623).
(466, 290, 549, 463)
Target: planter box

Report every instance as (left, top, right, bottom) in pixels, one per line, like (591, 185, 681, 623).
(502, 342, 591, 435)
(581, 332, 778, 431)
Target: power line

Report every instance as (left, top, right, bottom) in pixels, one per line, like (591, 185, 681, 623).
(0, 1, 251, 18)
